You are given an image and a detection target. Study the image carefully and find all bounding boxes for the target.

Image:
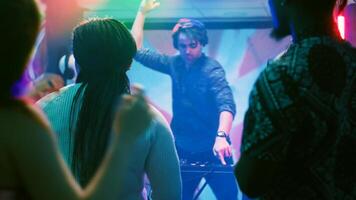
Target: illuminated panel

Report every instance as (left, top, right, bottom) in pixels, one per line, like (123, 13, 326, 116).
(337, 15, 345, 39)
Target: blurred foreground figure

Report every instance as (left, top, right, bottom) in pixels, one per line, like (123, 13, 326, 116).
(235, 0, 356, 199)
(0, 0, 155, 200)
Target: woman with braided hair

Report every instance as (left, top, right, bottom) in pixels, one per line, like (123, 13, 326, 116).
(38, 18, 181, 199)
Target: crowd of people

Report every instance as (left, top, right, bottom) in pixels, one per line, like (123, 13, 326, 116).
(0, 0, 354, 199)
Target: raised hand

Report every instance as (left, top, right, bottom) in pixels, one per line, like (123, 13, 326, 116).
(139, 0, 160, 14)
(113, 86, 153, 141)
(28, 73, 64, 100)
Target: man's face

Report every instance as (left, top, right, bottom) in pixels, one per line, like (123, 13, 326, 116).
(268, 0, 291, 40)
(177, 33, 203, 65)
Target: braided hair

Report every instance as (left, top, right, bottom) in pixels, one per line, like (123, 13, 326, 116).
(70, 18, 137, 186)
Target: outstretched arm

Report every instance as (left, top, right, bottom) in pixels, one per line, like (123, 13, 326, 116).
(131, 0, 160, 49)
(213, 111, 234, 165)
(208, 64, 236, 165)
(132, 0, 173, 75)
(26, 73, 64, 101)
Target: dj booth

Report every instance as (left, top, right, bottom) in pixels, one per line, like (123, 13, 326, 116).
(144, 161, 235, 200)
(180, 161, 235, 200)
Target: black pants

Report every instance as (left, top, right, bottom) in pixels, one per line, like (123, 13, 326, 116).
(178, 148, 239, 200)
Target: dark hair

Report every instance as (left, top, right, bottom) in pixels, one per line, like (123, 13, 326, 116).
(71, 18, 137, 186)
(0, 0, 40, 99)
(291, 0, 348, 14)
(172, 18, 208, 49)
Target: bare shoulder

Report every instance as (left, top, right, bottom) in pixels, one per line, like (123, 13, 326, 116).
(0, 102, 53, 144)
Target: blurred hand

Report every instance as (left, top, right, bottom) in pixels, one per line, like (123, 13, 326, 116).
(139, 0, 160, 14)
(113, 87, 153, 141)
(28, 73, 64, 100)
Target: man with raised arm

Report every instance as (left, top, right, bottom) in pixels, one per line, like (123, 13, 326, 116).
(131, 1, 238, 199)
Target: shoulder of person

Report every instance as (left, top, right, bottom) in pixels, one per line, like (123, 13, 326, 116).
(148, 104, 174, 138)
(264, 47, 295, 76)
(197, 56, 223, 74)
(171, 54, 184, 64)
(149, 105, 170, 128)
(204, 55, 222, 67)
(203, 56, 223, 70)
(137, 48, 174, 58)
(1, 101, 52, 139)
(36, 83, 80, 108)
(203, 59, 228, 79)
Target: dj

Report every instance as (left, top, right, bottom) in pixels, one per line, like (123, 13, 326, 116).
(131, 0, 238, 199)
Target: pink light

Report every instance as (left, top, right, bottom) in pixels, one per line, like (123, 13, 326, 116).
(337, 15, 345, 39)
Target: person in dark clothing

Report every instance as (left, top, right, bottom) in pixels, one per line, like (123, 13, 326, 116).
(235, 0, 356, 199)
(0, 0, 153, 199)
(131, 1, 238, 199)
